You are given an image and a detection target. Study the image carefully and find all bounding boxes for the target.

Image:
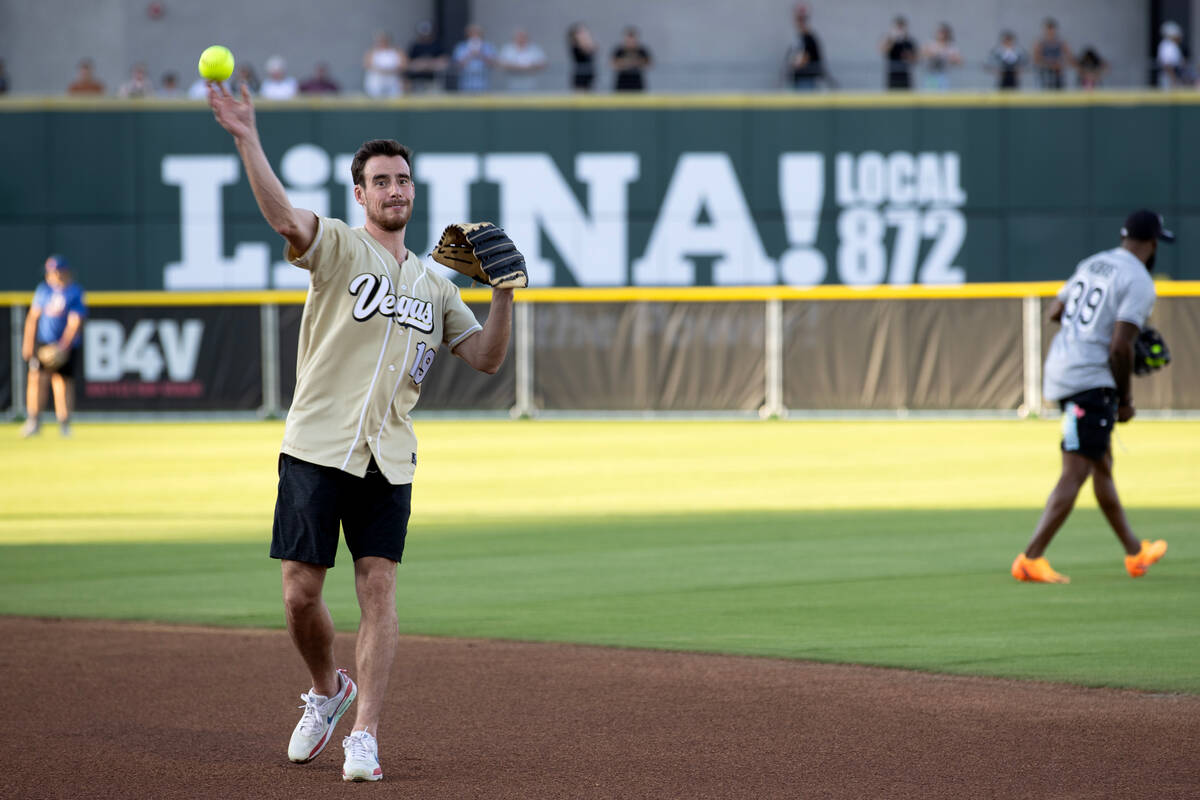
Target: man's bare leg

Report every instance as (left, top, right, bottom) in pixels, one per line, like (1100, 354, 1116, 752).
(22, 369, 48, 434)
(1024, 452, 1093, 559)
(1091, 450, 1141, 555)
(50, 374, 73, 424)
(281, 559, 339, 696)
(350, 556, 399, 737)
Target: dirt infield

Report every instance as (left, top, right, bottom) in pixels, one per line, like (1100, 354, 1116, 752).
(2, 617, 1198, 799)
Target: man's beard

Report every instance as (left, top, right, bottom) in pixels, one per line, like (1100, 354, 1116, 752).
(368, 202, 410, 232)
(1146, 249, 1156, 271)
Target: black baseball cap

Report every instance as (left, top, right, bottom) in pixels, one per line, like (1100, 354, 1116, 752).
(1120, 209, 1175, 243)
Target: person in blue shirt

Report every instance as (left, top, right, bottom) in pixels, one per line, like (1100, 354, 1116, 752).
(21, 255, 87, 437)
(452, 23, 497, 92)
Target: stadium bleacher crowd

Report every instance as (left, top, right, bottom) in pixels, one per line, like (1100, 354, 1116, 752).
(4, 5, 1198, 97)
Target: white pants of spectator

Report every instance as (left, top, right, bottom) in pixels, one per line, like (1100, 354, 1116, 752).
(365, 71, 403, 98)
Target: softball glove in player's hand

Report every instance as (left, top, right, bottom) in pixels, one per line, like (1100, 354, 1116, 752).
(431, 222, 528, 289)
(1133, 327, 1170, 376)
(36, 344, 69, 371)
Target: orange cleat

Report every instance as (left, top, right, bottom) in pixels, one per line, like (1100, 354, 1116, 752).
(1125, 539, 1168, 578)
(1011, 553, 1070, 584)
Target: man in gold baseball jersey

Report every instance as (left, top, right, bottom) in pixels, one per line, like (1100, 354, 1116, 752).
(208, 83, 514, 782)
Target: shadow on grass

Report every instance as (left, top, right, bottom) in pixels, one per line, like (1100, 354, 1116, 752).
(1, 507, 1195, 692)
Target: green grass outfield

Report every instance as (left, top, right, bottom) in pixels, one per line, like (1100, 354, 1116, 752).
(1, 419, 1197, 692)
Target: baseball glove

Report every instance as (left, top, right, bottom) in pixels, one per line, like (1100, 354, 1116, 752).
(36, 343, 69, 371)
(1133, 326, 1170, 376)
(431, 222, 528, 289)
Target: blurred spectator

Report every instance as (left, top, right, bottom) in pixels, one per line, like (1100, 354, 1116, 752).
(407, 21, 448, 93)
(0, 59, 9, 94)
(1032, 18, 1073, 90)
(1076, 46, 1107, 90)
(364, 31, 405, 97)
(1157, 21, 1192, 89)
(453, 23, 497, 92)
(786, 3, 824, 90)
(233, 64, 260, 95)
(611, 26, 652, 92)
(118, 63, 154, 98)
(498, 28, 547, 92)
(567, 23, 596, 91)
(21, 255, 86, 438)
(920, 22, 962, 90)
(988, 30, 1027, 90)
(880, 16, 917, 90)
(259, 56, 298, 99)
(299, 62, 341, 95)
(67, 59, 105, 95)
(159, 71, 182, 98)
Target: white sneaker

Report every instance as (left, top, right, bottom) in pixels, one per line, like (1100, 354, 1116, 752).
(19, 420, 40, 438)
(342, 730, 383, 782)
(287, 668, 356, 763)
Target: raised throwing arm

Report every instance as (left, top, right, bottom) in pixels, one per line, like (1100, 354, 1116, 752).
(207, 82, 317, 255)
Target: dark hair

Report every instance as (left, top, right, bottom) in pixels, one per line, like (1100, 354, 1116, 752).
(350, 139, 414, 187)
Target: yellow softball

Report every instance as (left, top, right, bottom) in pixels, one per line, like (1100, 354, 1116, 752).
(198, 45, 235, 82)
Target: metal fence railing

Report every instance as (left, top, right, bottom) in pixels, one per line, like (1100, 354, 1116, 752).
(5, 283, 1198, 420)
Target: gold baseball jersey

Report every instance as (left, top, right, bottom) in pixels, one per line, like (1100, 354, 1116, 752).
(280, 217, 482, 483)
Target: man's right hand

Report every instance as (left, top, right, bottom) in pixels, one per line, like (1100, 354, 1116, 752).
(1117, 403, 1135, 423)
(207, 82, 257, 142)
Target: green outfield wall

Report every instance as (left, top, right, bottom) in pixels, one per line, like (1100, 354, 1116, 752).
(2, 94, 1199, 291)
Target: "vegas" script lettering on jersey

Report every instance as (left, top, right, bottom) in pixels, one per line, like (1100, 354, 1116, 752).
(347, 273, 435, 333)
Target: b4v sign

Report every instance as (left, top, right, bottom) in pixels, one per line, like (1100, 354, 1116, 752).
(161, 148, 967, 289)
(84, 319, 204, 382)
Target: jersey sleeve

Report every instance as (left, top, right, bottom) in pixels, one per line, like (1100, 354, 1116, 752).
(283, 217, 352, 288)
(67, 286, 87, 318)
(441, 279, 483, 349)
(30, 283, 49, 311)
(1115, 272, 1155, 329)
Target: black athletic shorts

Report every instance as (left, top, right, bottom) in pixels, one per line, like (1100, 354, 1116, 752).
(270, 453, 412, 567)
(32, 341, 78, 379)
(1059, 388, 1118, 462)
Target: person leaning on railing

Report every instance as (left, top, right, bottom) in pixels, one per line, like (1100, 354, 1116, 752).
(786, 3, 824, 91)
(567, 22, 596, 91)
(67, 58, 105, 95)
(880, 16, 917, 90)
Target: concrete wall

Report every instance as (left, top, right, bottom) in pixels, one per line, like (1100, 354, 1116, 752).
(0, 0, 1162, 93)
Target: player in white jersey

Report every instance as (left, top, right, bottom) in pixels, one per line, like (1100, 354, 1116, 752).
(208, 83, 516, 781)
(1012, 210, 1171, 584)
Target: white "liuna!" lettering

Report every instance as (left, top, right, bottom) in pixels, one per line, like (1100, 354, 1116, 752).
(163, 146, 973, 289)
(347, 273, 435, 333)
